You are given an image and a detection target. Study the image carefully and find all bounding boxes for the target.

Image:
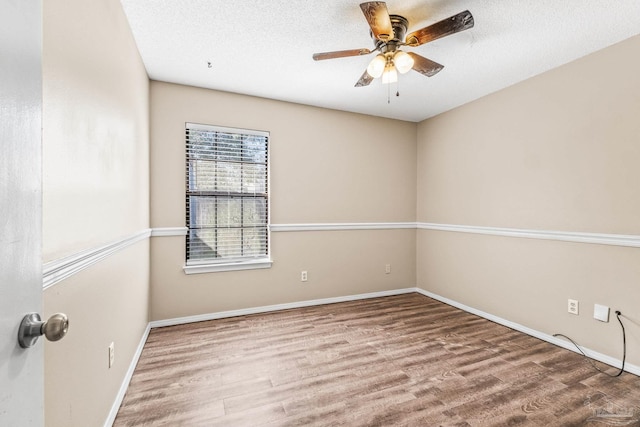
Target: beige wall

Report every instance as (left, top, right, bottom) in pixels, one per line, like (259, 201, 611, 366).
(44, 241, 149, 427)
(150, 82, 417, 320)
(151, 82, 417, 226)
(42, 0, 150, 425)
(152, 230, 415, 320)
(43, 0, 150, 262)
(417, 35, 640, 365)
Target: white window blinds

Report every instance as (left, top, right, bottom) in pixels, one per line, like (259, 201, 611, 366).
(185, 123, 269, 264)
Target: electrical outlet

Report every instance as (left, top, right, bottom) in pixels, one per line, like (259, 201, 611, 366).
(108, 342, 115, 368)
(301, 271, 308, 282)
(385, 264, 391, 274)
(568, 299, 579, 315)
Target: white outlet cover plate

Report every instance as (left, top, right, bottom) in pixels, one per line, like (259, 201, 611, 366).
(108, 342, 115, 368)
(594, 304, 610, 322)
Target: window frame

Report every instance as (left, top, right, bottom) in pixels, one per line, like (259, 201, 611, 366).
(183, 122, 272, 274)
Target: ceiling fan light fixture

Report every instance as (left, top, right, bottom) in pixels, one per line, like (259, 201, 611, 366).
(393, 50, 414, 74)
(367, 54, 386, 78)
(381, 63, 398, 84)
(313, 3, 474, 89)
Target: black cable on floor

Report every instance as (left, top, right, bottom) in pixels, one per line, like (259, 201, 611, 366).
(553, 310, 626, 377)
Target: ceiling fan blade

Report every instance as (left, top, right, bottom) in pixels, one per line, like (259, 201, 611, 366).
(360, 2, 394, 41)
(312, 48, 372, 61)
(355, 70, 374, 87)
(405, 10, 474, 47)
(407, 52, 444, 77)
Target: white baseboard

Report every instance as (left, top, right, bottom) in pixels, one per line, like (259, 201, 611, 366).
(149, 288, 417, 328)
(415, 288, 640, 376)
(104, 323, 151, 427)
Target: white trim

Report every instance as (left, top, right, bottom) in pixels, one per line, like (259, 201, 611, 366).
(104, 324, 151, 427)
(186, 122, 269, 138)
(149, 288, 416, 328)
(415, 288, 640, 376)
(151, 227, 187, 237)
(42, 229, 151, 290)
(155, 222, 640, 250)
(183, 258, 273, 274)
(417, 222, 640, 248)
(270, 222, 417, 232)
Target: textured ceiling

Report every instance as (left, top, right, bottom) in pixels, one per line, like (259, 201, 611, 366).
(120, 0, 640, 122)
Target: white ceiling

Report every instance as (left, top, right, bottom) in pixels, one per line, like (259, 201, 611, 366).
(120, 0, 640, 122)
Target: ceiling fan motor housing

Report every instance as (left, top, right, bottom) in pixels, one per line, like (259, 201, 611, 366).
(372, 15, 408, 53)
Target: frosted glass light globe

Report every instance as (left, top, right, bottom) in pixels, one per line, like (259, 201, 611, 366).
(394, 51, 414, 74)
(381, 64, 398, 84)
(366, 54, 386, 78)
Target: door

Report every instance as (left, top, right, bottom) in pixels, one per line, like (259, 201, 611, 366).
(0, 0, 44, 425)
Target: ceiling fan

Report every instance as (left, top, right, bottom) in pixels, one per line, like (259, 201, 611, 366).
(312, 1, 474, 87)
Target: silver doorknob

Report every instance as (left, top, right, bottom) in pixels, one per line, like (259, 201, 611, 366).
(18, 313, 69, 348)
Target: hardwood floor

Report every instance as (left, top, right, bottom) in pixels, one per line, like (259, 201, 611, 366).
(114, 293, 640, 426)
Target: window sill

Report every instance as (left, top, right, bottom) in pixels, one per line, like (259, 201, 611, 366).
(183, 258, 273, 275)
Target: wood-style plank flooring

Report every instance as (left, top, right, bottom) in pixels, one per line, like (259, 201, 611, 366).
(114, 293, 640, 426)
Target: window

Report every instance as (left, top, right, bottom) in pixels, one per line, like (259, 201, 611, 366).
(185, 123, 270, 273)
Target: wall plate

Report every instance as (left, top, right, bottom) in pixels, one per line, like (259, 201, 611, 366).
(594, 304, 610, 322)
